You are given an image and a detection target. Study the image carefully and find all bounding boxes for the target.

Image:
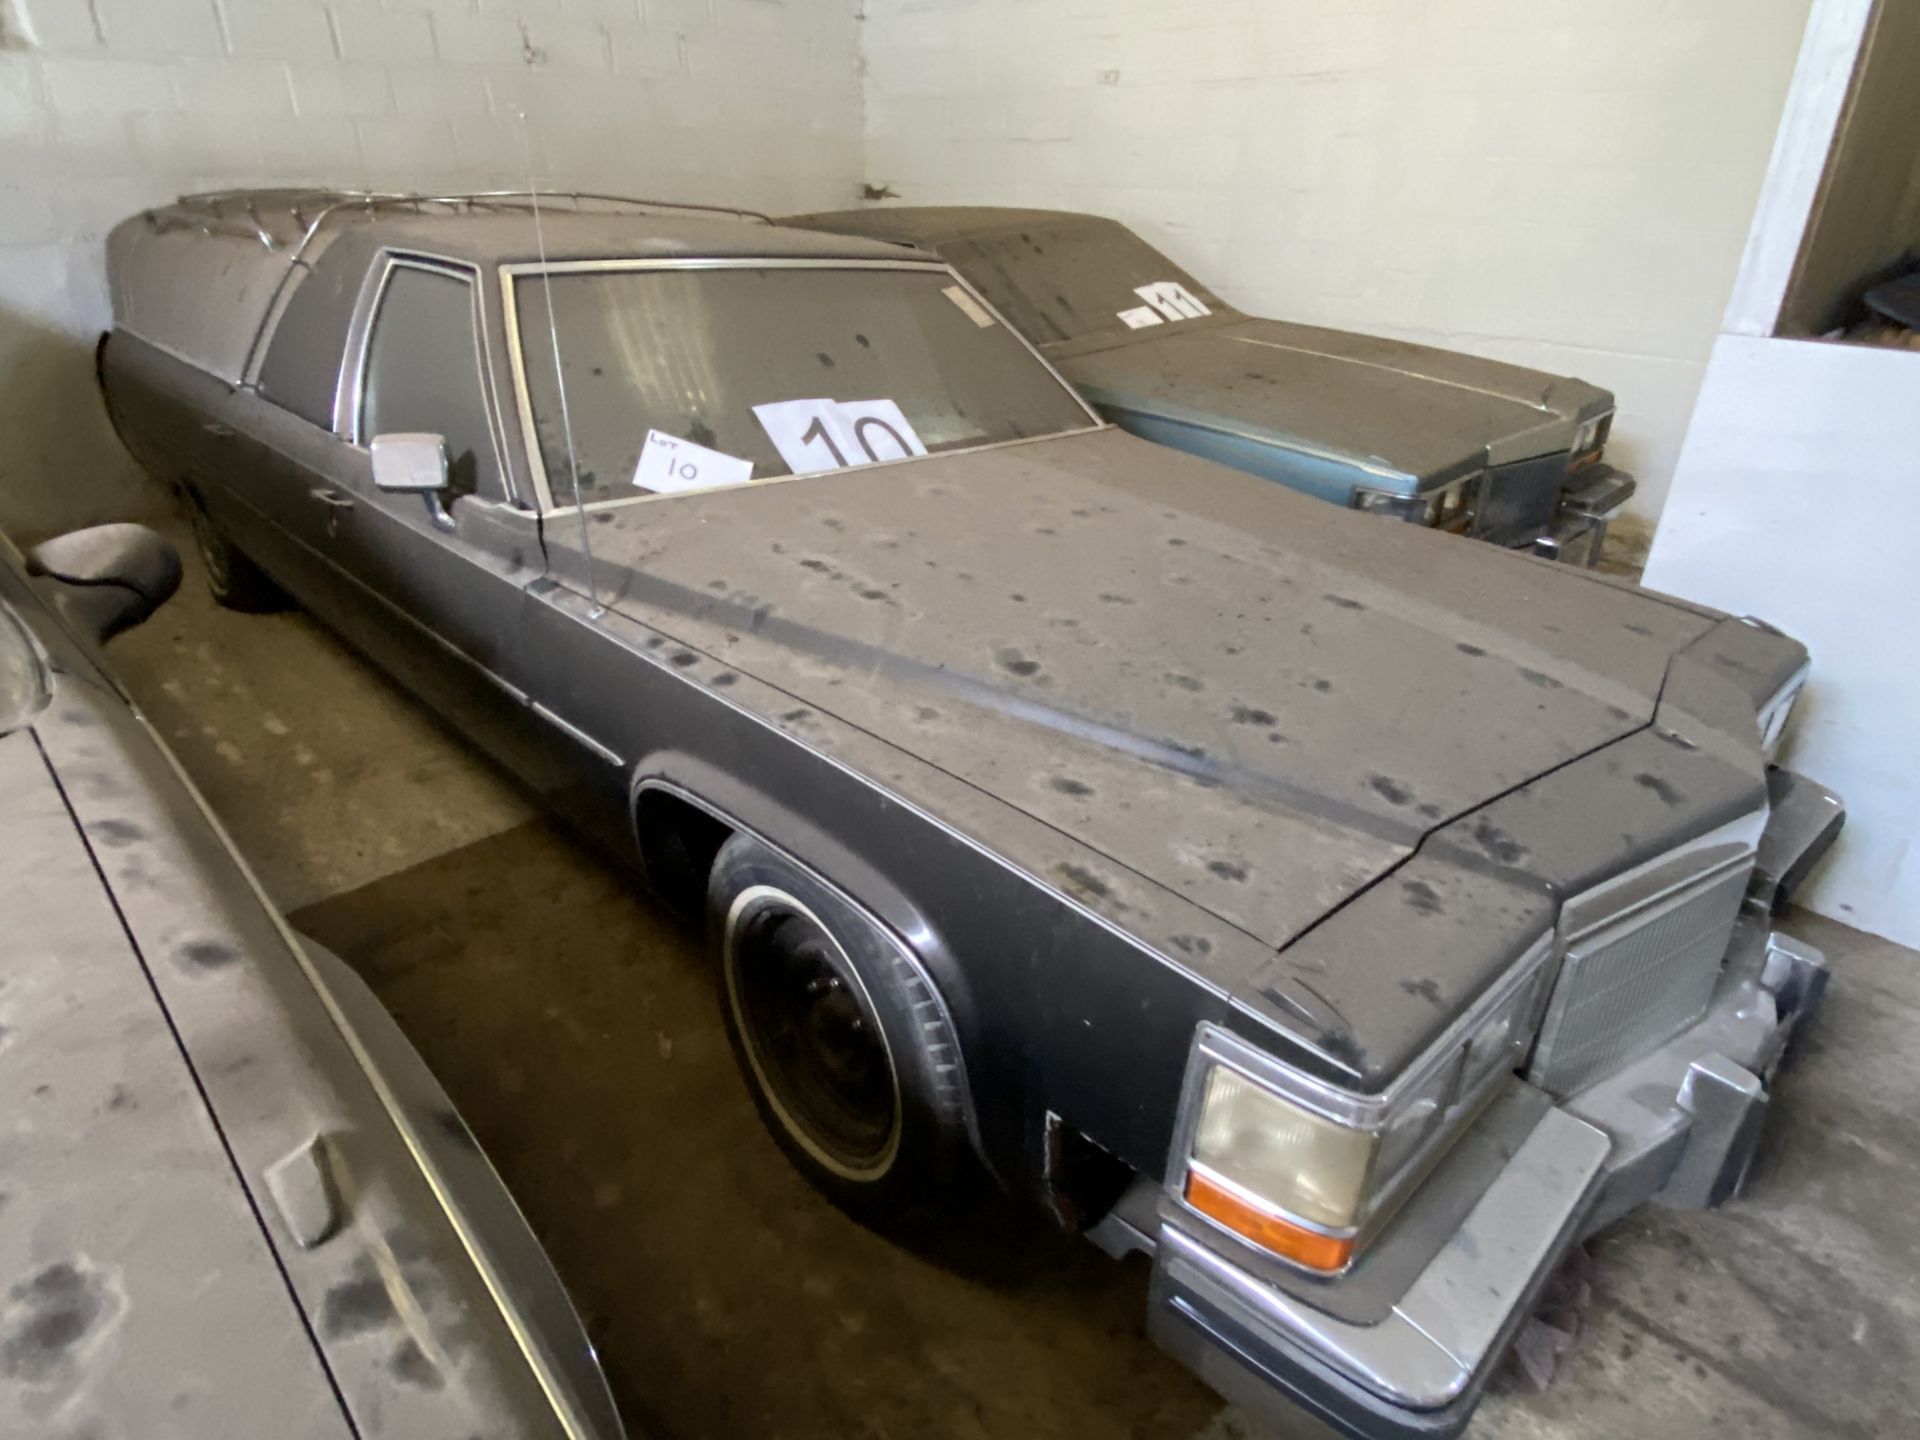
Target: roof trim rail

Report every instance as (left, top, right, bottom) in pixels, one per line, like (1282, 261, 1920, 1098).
(146, 188, 775, 256)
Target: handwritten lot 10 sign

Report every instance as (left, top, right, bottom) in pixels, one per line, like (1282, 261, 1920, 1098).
(753, 398, 929, 476)
(633, 429, 755, 494)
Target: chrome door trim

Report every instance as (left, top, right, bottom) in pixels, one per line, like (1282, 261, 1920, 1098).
(530, 700, 622, 766)
(339, 250, 519, 508)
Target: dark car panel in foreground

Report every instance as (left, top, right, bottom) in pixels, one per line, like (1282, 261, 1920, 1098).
(95, 188, 1840, 1439)
(786, 206, 1637, 563)
(0, 529, 622, 1439)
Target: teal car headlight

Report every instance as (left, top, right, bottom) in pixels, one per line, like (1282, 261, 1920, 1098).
(1758, 662, 1810, 760)
(1351, 474, 1476, 530)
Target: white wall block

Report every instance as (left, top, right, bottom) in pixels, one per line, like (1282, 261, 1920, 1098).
(15, 0, 106, 53)
(219, 2, 339, 63)
(330, 8, 437, 64)
(171, 58, 296, 114)
(0, 0, 864, 538)
(287, 64, 394, 120)
(38, 57, 175, 115)
(642, 0, 713, 35)
(859, 0, 1817, 527)
(92, 0, 225, 58)
(1644, 336, 1920, 947)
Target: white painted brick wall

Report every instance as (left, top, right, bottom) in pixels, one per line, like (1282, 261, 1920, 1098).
(2, 0, 1818, 539)
(860, 0, 1818, 527)
(0, 0, 863, 537)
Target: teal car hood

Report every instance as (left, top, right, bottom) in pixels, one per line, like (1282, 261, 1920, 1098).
(1060, 317, 1612, 487)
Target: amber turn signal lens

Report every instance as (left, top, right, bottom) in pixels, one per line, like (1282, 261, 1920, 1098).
(1185, 1169, 1355, 1273)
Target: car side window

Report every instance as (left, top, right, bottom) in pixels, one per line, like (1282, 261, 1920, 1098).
(360, 264, 503, 503)
(257, 251, 363, 429)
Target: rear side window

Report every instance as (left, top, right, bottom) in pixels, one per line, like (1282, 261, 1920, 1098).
(360, 264, 503, 503)
(256, 254, 362, 428)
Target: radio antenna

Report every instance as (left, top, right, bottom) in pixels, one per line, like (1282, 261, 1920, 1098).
(516, 110, 600, 612)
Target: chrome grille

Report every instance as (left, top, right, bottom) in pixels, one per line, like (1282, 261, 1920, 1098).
(1474, 455, 1566, 546)
(1527, 860, 1751, 1095)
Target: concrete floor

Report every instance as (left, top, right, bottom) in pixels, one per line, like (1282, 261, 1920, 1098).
(105, 516, 1920, 1440)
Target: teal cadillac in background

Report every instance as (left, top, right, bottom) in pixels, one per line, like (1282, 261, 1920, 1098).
(789, 206, 1636, 565)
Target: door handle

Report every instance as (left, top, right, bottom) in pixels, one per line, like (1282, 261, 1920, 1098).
(202, 421, 235, 439)
(310, 487, 354, 536)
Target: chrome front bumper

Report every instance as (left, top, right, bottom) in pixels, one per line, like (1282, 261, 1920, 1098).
(1151, 1095, 1608, 1440)
(1138, 770, 1839, 1439)
(1532, 464, 1636, 568)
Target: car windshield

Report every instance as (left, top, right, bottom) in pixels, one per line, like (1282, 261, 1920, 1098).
(935, 217, 1228, 346)
(512, 264, 1096, 503)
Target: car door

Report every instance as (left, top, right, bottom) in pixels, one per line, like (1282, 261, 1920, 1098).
(287, 253, 555, 788)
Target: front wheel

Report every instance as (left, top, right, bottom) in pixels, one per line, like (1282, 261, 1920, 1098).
(708, 833, 972, 1222)
(185, 488, 285, 613)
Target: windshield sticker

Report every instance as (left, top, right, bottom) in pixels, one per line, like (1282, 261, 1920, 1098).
(943, 284, 997, 328)
(1117, 305, 1165, 329)
(753, 398, 929, 475)
(633, 429, 754, 494)
(1135, 281, 1211, 321)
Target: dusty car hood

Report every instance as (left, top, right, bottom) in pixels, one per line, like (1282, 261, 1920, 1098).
(1061, 317, 1612, 485)
(571, 429, 1715, 950)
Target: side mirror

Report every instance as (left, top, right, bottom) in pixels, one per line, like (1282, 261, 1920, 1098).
(27, 523, 182, 643)
(370, 433, 455, 531)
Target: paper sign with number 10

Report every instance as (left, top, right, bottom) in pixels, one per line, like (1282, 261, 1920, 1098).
(632, 429, 755, 494)
(753, 398, 929, 476)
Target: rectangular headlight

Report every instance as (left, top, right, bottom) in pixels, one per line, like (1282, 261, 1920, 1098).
(1192, 1066, 1377, 1231)
(1175, 938, 1555, 1272)
(1571, 413, 1610, 458)
(1757, 663, 1809, 760)
(1352, 476, 1475, 529)
(1351, 484, 1427, 522)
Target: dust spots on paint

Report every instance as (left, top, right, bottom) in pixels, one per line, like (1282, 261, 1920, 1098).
(0, 1258, 120, 1385)
(321, 1263, 396, 1339)
(390, 1337, 443, 1390)
(177, 939, 239, 971)
(1054, 862, 1116, 906)
(1400, 977, 1444, 1006)
(1471, 819, 1527, 866)
(87, 818, 144, 848)
(1401, 879, 1443, 916)
(1634, 773, 1684, 807)
(1369, 775, 1413, 807)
